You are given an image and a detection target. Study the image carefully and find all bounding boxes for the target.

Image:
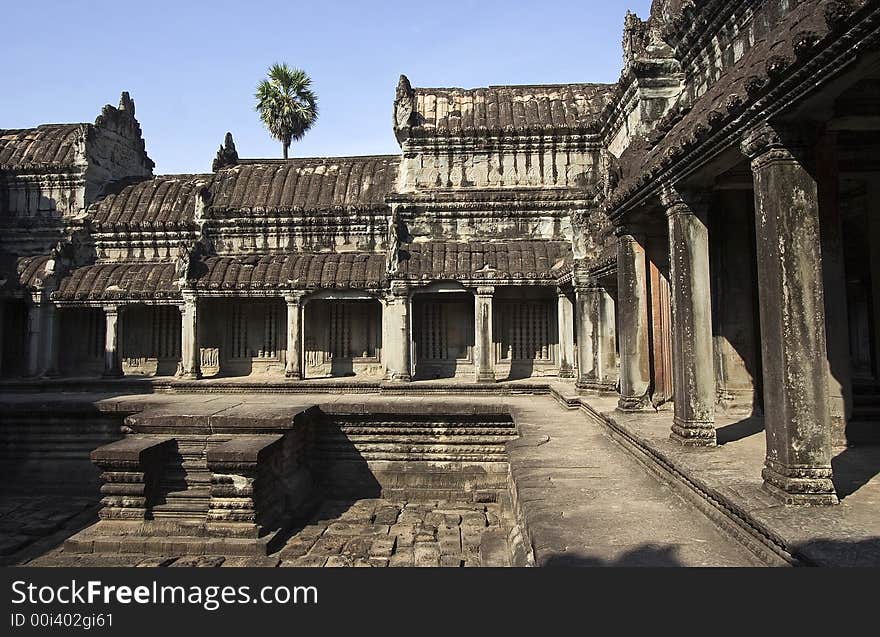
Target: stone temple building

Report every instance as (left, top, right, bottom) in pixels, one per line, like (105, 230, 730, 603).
(2, 0, 880, 560)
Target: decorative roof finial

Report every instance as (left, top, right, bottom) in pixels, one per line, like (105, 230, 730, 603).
(118, 91, 135, 117)
(393, 74, 418, 142)
(212, 132, 239, 171)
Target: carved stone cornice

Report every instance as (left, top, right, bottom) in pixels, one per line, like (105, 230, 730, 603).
(660, 185, 710, 218)
(740, 122, 816, 170)
(283, 291, 306, 305)
(612, 224, 642, 240)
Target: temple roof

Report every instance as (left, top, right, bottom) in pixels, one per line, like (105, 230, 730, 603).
(397, 241, 572, 281)
(53, 261, 179, 301)
(0, 124, 84, 171)
(0, 254, 51, 295)
(46, 240, 573, 300)
(50, 253, 389, 300)
(89, 174, 210, 229)
(210, 156, 399, 214)
(197, 253, 388, 291)
(606, 0, 848, 213)
(409, 84, 613, 136)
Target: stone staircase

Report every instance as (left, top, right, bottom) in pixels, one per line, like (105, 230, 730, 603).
(149, 435, 211, 524)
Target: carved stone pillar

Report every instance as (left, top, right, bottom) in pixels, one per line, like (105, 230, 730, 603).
(474, 286, 496, 383)
(597, 285, 618, 389)
(42, 302, 60, 377)
(557, 290, 575, 378)
(616, 228, 650, 410)
(26, 296, 43, 377)
(741, 122, 837, 505)
(102, 305, 123, 378)
(575, 280, 596, 388)
(662, 186, 716, 447)
(575, 277, 618, 391)
(383, 284, 411, 381)
(0, 301, 4, 377)
(179, 293, 201, 380)
(284, 293, 304, 379)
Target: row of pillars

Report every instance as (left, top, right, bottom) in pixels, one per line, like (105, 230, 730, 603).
(614, 121, 838, 505)
(17, 285, 601, 383)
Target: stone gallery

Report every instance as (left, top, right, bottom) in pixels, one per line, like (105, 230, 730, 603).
(1, 0, 879, 567)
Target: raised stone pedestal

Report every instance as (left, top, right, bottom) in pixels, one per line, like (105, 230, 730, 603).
(206, 435, 286, 538)
(90, 437, 175, 520)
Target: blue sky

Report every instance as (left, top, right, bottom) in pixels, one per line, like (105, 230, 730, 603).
(1, 0, 652, 174)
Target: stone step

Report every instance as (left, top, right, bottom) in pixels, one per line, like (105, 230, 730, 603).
(315, 436, 515, 447)
(331, 426, 518, 436)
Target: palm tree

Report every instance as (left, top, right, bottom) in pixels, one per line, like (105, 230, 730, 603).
(255, 63, 318, 159)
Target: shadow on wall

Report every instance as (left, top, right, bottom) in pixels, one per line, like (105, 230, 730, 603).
(540, 544, 684, 567)
(329, 357, 355, 377)
(504, 360, 534, 382)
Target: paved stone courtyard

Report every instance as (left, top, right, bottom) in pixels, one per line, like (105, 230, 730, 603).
(24, 498, 513, 568)
(4, 387, 880, 567)
(0, 496, 99, 565)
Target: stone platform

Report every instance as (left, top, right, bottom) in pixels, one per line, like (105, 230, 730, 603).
(551, 388, 880, 567)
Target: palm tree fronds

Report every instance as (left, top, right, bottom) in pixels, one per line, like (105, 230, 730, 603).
(254, 63, 319, 158)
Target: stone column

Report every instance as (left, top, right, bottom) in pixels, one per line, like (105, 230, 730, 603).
(0, 301, 4, 376)
(574, 280, 597, 388)
(868, 178, 880, 381)
(26, 295, 43, 377)
(383, 285, 411, 381)
(575, 278, 619, 391)
(42, 302, 60, 377)
(557, 290, 575, 378)
(597, 286, 619, 389)
(662, 186, 716, 447)
(284, 293, 304, 379)
(179, 293, 201, 380)
(474, 286, 496, 383)
(616, 228, 651, 410)
(816, 132, 852, 445)
(102, 305, 123, 378)
(741, 122, 837, 505)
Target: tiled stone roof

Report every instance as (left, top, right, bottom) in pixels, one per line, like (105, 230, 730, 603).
(196, 253, 388, 291)
(0, 124, 83, 171)
(49, 252, 388, 299)
(409, 84, 613, 136)
(397, 241, 572, 281)
(53, 262, 180, 301)
(0, 254, 51, 294)
(89, 175, 210, 229)
(210, 156, 399, 213)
